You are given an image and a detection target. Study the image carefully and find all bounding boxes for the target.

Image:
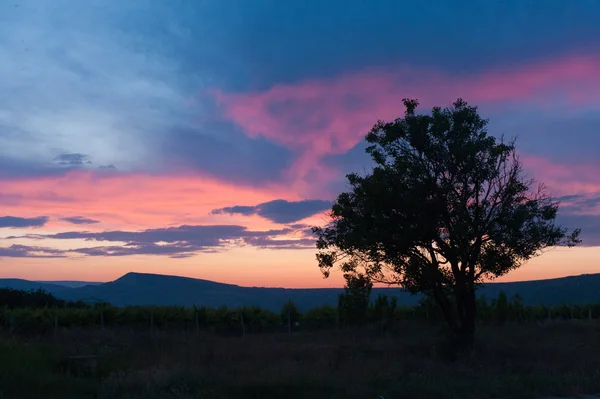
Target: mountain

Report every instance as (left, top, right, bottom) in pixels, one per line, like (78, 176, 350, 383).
(2, 272, 600, 311)
(34, 281, 102, 288)
(52, 272, 411, 310)
(0, 279, 70, 295)
(475, 273, 600, 306)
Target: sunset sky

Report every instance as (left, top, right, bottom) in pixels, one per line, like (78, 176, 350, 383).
(1, 0, 599, 287)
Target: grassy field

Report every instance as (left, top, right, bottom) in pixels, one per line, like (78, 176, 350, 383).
(1, 321, 600, 399)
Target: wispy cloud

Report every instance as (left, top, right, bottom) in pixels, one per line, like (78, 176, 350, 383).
(5, 223, 314, 258)
(0, 1, 202, 178)
(214, 55, 600, 196)
(60, 216, 100, 225)
(53, 153, 93, 166)
(0, 244, 65, 258)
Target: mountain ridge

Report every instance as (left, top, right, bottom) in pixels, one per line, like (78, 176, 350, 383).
(1, 272, 600, 312)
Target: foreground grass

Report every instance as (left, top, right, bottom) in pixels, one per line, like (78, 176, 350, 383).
(1, 322, 600, 399)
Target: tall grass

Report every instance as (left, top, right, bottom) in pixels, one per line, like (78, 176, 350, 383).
(1, 322, 600, 399)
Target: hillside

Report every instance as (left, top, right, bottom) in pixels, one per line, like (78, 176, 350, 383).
(2, 272, 600, 311)
(34, 280, 102, 288)
(0, 279, 70, 295)
(49, 272, 410, 310)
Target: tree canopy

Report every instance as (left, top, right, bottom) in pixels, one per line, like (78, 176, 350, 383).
(313, 98, 581, 338)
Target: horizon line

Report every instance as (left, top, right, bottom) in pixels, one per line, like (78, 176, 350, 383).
(0, 270, 596, 290)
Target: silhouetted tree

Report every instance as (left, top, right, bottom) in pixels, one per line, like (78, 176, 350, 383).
(313, 98, 580, 346)
(0, 288, 67, 309)
(280, 299, 301, 330)
(510, 294, 525, 322)
(337, 273, 372, 326)
(302, 305, 337, 329)
(493, 291, 509, 324)
(372, 294, 389, 322)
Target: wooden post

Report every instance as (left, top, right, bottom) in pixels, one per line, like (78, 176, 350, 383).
(287, 307, 291, 335)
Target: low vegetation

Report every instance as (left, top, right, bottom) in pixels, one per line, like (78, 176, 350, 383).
(2, 288, 600, 336)
(2, 288, 600, 398)
(2, 321, 600, 399)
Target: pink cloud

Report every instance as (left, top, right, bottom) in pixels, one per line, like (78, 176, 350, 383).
(213, 54, 600, 196)
(0, 170, 298, 231)
(520, 155, 600, 199)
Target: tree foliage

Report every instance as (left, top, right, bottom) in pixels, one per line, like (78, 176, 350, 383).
(337, 273, 372, 326)
(280, 299, 301, 325)
(313, 98, 581, 338)
(0, 288, 87, 309)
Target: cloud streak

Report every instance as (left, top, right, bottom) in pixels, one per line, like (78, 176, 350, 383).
(0, 244, 65, 258)
(60, 216, 100, 225)
(0, 216, 48, 228)
(212, 199, 331, 223)
(5, 224, 315, 258)
(53, 153, 93, 166)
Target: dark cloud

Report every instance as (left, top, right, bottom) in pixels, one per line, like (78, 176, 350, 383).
(555, 213, 600, 247)
(0, 216, 48, 228)
(556, 193, 600, 214)
(71, 243, 198, 257)
(157, 121, 294, 185)
(557, 194, 585, 202)
(0, 156, 68, 179)
(38, 224, 285, 244)
(99, 164, 117, 170)
(177, 0, 600, 91)
(0, 244, 65, 258)
(53, 153, 92, 166)
(212, 199, 332, 224)
(9, 224, 312, 258)
(61, 216, 100, 225)
(244, 237, 315, 250)
(490, 112, 600, 165)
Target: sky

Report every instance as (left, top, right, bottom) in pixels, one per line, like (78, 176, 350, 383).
(1, 0, 599, 288)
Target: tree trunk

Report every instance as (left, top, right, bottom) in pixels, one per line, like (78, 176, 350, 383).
(432, 289, 459, 332)
(456, 287, 476, 349)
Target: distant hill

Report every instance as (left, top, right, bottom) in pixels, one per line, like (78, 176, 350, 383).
(0, 279, 70, 295)
(475, 273, 600, 307)
(34, 281, 102, 288)
(1, 272, 600, 312)
(50, 272, 406, 310)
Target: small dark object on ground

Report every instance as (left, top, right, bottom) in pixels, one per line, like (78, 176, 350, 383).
(59, 355, 98, 377)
